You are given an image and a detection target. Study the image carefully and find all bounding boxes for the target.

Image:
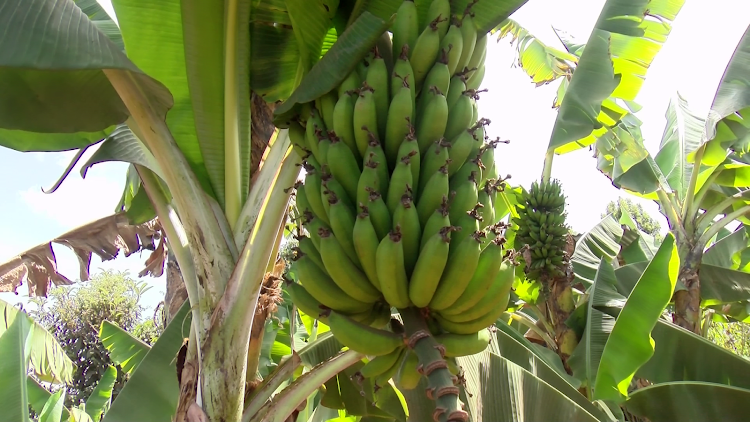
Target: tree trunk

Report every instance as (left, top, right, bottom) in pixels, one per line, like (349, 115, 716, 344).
(672, 246, 703, 334)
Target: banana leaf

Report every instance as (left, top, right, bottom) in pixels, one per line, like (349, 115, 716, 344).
(102, 302, 190, 422)
(85, 365, 117, 421)
(39, 389, 66, 422)
(624, 382, 750, 422)
(0, 312, 32, 422)
(99, 321, 150, 375)
(570, 215, 623, 288)
(0, 299, 73, 384)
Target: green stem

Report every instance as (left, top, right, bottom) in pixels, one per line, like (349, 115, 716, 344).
(682, 145, 705, 222)
(242, 353, 303, 421)
(698, 204, 750, 247)
(134, 164, 204, 345)
(542, 149, 555, 183)
(529, 304, 556, 339)
(510, 312, 558, 351)
(202, 134, 301, 422)
(656, 189, 681, 231)
(687, 168, 721, 226)
(695, 189, 750, 236)
(400, 308, 467, 422)
(224, 0, 242, 230)
(105, 70, 235, 309)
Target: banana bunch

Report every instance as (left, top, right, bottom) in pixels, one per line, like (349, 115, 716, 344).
(285, 0, 513, 418)
(513, 179, 569, 281)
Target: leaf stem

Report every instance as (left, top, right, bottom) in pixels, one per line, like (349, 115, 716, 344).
(542, 149, 555, 183)
(698, 204, 750, 247)
(687, 169, 721, 227)
(224, 0, 242, 230)
(510, 312, 558, 351)
(105, 70, 235, 309)
(656, 189, 681, 231)
(682, 145, 704, 222)
(695, 188, 750, 236)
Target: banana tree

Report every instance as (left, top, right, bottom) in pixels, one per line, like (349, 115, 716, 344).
(491, 0, 685, 367)
(0, 0, 530, 420)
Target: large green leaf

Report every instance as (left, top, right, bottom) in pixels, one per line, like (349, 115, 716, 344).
(275, 11, 390, 118)
(0, 300, 73, 384)
(251, 0, 299, 102)
(85, 365, 117, 421)
(548, 0, 685, 153)
(451, 0, 529, 34)
(624, 382, 750, 422)
(571, 215, 623, 288)
(74, 0, 123, 50)
(636, 318, 750, 389)
(0, 0, 171, 152)
(110, 0, 218, 201)
(102, 302, 190, 422)
(99, 321, 150, 375)
(459, 350, 600, 421)
(653, 93, 708, 200)
(0, 307, 32, 422)
(705, 24, 750, 157)
(701, 226, 750, 304)
(287, 0, 332, 73)
(593, 234, 679, 402)
(39, 389, 66, 422)
(82, 125, 165, 181)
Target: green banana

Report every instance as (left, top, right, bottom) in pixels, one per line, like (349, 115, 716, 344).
(467, 32, 487, 71)
(435, 298, 508, 334)
(424, 0, 450, 39)
(304, 150, 322, 172)
(367, 47, 390, 136)
(477, 181, 495, 229)
(327, 133, 361, 201)
(448, 171, 479, 222)
(415, 86, 448, 153)
(294, 181, 312, 216)
(320, 167, 354, 217)
(301, 210, 329, 251)
(316, 130, 332, 169)
(418, 138, 451, 193)
(385, 77, 414, 166)
(450, 205, 481, 254)
(338, 70, 362, 98)
(332, 90, 361, 163)
(353, 206, 382, 291)
(396, 122, 421, 192)
(437, 276, 511, 324)
(411, 16, 445, 90)
(318, 227, 381, 302)
(434, 328, 491, 358)
(446, 72, 468, 110)
(296, 237, 325, 271)
(353, 83, 379, 157)
(466, 62, 485, 91)
(442, 253, 513, 316)
(386, 152, 415, 214)
(357, 155, 382, 205)
(421, 48, 451, 97)
(456, 8, 478, 75)
(392, 45, 417, 108)
(444, 90, 475, 141)
(375, 227, 412, 309)
(391, 0, 419, 60)
(375, 347, 407, 386)
(366, 187, 393, 240)
(325, 310, 404, 356)
(479, 139, 501, 186)
(408, 226, 451, 308)
(302, 164, 330, 225)
(395, 351, 421, 390)
(285, 281, 328, 322)
(305, 109, 327, 165)
(368, 301, 393, 329)
(316, 91, 337, 131)
(360, 346, 406, 379)
(293, 251, 371, 313)
(416, 161, 449, 226)
(288, 120, 309, 157)
(363, 131, 390, 198)
(325, 191, 361, 266)
(392, 192, 421, 275)
(429, 232, 482, 310)
(440, 18, 464, 76)
(420, 196, 451, 250)
(447, 128, 475, 176)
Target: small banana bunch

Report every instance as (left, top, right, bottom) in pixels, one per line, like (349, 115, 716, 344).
(513, 179, 569, 281)
(285, 0, 513, 419)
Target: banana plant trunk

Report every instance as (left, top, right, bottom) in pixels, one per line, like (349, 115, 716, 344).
(546, 234, 579, 371)
(672, 244, 703, 335)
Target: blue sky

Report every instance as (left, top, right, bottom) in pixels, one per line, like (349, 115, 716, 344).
(1, 0, 749, 313)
